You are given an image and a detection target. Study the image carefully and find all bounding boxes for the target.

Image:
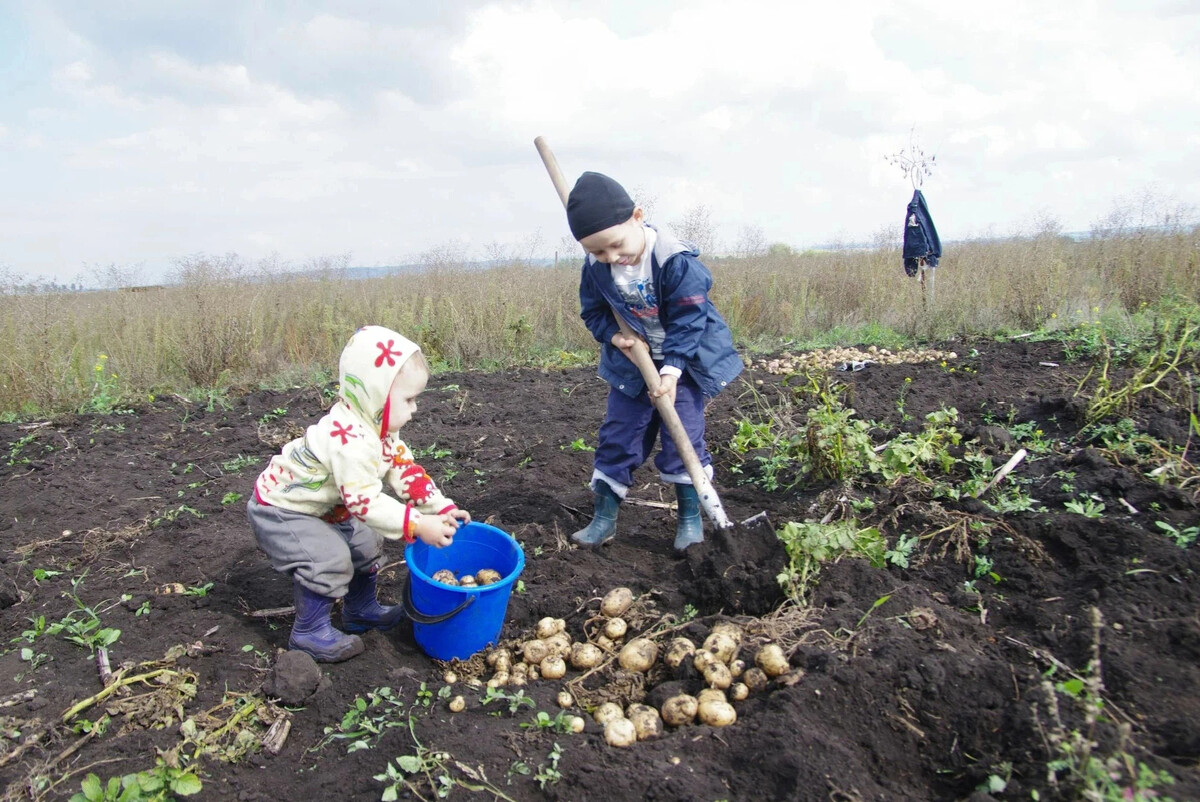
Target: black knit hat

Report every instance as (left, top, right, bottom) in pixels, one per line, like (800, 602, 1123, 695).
(566, 171, 635, 240)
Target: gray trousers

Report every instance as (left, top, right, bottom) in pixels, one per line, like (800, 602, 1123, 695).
(246, 497, 384, 598)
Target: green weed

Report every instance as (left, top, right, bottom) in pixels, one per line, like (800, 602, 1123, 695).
(1154, 520, 1197, 548)
(70, 758, 202, 802)
(1064, 496, 1106, 519)
(775, 519, 886, 603)
(220, 454, 260, 473)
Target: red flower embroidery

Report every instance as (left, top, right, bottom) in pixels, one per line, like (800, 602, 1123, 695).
(340, 486, 370, 520)
(400, 464, 436, 503)
(375, 340, 403, 368)
(330, 422, 355, 445)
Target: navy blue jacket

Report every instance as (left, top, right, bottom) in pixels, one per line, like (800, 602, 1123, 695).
(903, 189, 942, 276)
(579, 226, 743, 399)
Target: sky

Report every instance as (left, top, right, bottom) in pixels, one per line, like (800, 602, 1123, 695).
(2, 1, 1198, 285)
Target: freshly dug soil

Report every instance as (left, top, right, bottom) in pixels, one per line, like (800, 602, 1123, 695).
(1, 339, 1197, 801)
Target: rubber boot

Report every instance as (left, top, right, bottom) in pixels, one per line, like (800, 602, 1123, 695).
(673, 483, 705, 553)
(289, 582, 365, 663)
(571, 482, 620, 546)
(342, 567, 406, 634)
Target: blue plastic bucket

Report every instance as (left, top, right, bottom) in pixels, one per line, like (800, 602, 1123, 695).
(403, 522, 525, 661)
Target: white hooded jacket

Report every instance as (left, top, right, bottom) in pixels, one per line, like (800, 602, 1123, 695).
(253, 325, 456, 540)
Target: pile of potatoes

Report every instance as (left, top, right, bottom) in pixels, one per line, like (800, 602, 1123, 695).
(431, 568, 502, 587)
(466, 586, 798, 748)
(758, 345, 958, 375)
(599, 621, 793, 743)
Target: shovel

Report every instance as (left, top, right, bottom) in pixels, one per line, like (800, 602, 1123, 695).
(534, 136, 733, 530)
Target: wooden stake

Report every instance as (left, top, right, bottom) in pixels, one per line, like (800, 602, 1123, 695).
(976, 449, 1028, 498)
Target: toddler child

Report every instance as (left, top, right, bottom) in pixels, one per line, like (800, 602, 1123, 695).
(247, 325, 470, 662)
(565, 171, 742, 553)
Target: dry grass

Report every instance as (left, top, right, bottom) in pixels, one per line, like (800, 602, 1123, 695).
(1, 225, 1197, 417)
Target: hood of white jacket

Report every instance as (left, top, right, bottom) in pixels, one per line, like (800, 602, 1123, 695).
(337, 325, 421, 437)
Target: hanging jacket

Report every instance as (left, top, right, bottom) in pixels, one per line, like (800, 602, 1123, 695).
(579, 225, 743, 399)
(903, 189, 942, 277)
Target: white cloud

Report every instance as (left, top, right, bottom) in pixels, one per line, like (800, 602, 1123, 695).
(1, 0, 1197, 281)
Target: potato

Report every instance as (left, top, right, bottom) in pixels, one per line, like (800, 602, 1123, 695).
(448, 695, 466, 713)
(487, 672, 509, 688)
(660, 694, 698, 727)
(742, 667, 769, 692)
(569, 642, 603, 670)
(617, 638, 658, 673)
(603, 717, 637, 747)
(729, 682, 749, 702)
(475, 568, 502, 586)
(557, 690, 574, 708)
(543, 632, 572, 657)
(663, 637, 696, 670)
(703, 632, 739, 664)
(523, 639, 550, 665)
(527, 665, 540, 681)
(568, 715, 585, 734)
(602, 617, 628, 640)
(755, 643, 790, 677)
(627, 704, 662, 741)
(509, 674, 527, 687)
(595, 635, 616, 652)
(536, 616, 565, 639)
(697, 698, 737, 727)
(458, 575, 477, 587)
(697, 688, 726, 705)
(510, 661, 528, 678)
(442, 670, 458, 685)
(600, 587, 634, 618)
(692, 650, 719, 674)
(486, 648, 511, 668)
(431, 569, 458, 586)
(710, 621, 744, 646)
(702, 661, 733, 690)
(540, 655, 567, 680)
(593, 702, 624, 726)
(729, 659, 746, 679)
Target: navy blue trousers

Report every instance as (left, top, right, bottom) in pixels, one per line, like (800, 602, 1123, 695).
(593, 373, 711, 493)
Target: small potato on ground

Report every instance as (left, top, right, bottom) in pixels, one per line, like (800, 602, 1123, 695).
(618, 638, 658, 673)
(594, 701, 624, 726)
(569, 642, 603, 670)
(698, 698, 737, 727)
(536, 616, 565, 639)
(603, 717, 637, 747)
(756, 643, 789, 677)
(663, 638, 696, 670)
(660, 694, 698, 727)
(600, 587, 634, 618)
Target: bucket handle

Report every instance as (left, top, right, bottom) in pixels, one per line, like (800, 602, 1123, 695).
(402, 573, 476, 624)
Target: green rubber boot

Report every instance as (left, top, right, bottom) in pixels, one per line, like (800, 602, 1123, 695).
(673, 483, 704, 552)
(571, 482, 620, 546)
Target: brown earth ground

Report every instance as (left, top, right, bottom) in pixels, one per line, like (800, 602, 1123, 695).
(0, 339, 1197, 801)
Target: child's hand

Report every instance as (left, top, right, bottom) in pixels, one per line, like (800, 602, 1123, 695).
(415, 514, 458, 548)
(611, 332, 639, 360)
(651, 373, 678, 405)
(448, 508, 472, 526)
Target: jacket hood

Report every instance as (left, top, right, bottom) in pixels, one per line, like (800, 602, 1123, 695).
(337, 325, 421, 435)
(649, 224, 697, 263)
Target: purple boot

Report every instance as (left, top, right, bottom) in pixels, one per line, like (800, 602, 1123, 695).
(342, 567, 407, 634)
(289, 582, 364, 663)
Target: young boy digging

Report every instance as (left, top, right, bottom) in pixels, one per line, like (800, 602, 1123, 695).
(247, 326, 470, 662)
(564, 171, 742, 553)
